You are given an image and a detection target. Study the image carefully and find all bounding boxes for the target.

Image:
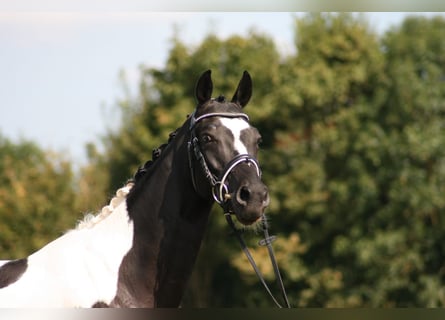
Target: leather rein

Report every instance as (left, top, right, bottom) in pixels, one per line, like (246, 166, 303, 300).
(187, 111, 291, 308)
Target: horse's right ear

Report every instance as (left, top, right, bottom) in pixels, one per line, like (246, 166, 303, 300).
(195, 70, 213, 106)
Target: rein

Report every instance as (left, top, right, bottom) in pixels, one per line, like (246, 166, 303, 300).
(188, 111, 291, 308)
(224, 213, 291, 308)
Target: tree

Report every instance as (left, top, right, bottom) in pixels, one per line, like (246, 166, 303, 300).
(354, 15, 445, 307)
(261, 14, 445, 307)
(0, 135, 78, 259)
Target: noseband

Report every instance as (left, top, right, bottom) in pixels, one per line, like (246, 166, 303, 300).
(187, 110, 291, 308)
(188, 111, 261, 206)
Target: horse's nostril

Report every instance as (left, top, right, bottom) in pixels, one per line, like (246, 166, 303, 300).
(240, 186, 251, 201)
(237, 186, 251, 206)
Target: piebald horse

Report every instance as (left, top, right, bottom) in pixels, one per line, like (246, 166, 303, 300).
(0, 70, 270, 307)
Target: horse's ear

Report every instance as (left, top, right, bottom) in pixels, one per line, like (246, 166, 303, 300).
(195, 70, 213, 105)
(231, 71, 252, 108)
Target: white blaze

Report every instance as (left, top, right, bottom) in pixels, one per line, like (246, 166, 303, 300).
(219, 118, 250, 155)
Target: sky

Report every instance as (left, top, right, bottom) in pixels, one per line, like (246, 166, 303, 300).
(1, 12, 444, 167)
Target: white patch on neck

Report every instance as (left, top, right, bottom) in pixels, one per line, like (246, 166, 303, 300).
(0, 184, 135, 307)
(219, 117, 250, 155)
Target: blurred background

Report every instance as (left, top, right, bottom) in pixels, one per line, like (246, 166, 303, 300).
(1, 12, 445, 306)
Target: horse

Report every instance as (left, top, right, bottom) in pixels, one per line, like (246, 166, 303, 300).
(0, 70, 270, 307)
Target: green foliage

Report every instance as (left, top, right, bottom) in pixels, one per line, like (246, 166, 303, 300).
(0, 135, 78, 259)
(260, 13, 445, 308)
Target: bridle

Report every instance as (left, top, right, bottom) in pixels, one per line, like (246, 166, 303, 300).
(187, 110, 291, 308)
(188, 111, 261, 205)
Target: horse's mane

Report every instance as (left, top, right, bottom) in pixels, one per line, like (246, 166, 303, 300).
(130, 128, 179, 183)
(76, 126, 182, 230)
(76, 182, 134, 230)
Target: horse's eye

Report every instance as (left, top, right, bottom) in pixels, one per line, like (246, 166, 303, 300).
(257, 137, 263, 146)
(201, 134, 213, 144)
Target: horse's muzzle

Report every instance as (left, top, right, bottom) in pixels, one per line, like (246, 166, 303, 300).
(233, 182, 270, 225)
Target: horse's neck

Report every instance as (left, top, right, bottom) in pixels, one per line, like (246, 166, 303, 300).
(112, 129, 214, 307)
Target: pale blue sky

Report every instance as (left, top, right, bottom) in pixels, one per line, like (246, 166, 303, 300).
(0, 12, 443, 166)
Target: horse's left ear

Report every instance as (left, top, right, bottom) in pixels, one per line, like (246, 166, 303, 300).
(231, 71, 252, 108)
(195, 69, 213, 106)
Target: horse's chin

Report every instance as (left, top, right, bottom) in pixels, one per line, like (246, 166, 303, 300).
(236, 214, 262, 226)
(230, 203, 265, 226)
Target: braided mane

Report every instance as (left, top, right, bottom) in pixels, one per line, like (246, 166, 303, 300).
(77, 125, 183, 230)
(130, 128, 180, 183)
(76, 182, 133, 230)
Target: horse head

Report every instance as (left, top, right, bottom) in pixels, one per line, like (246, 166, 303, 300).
(189, 70, 270, 225)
